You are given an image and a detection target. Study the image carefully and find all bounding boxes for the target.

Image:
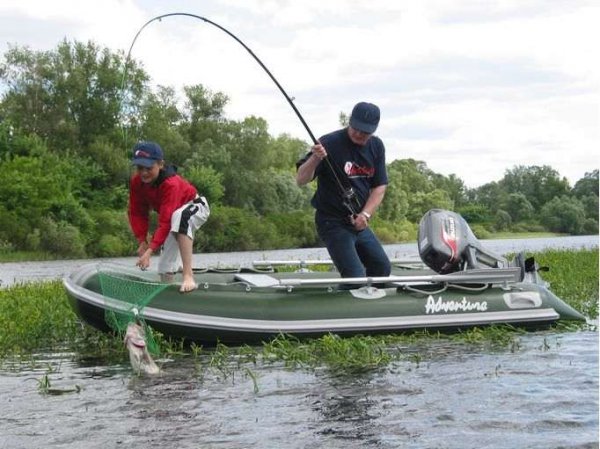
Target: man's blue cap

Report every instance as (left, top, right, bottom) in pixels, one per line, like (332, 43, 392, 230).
(349, 102, 380, 134)
(132, 141, 164, 167)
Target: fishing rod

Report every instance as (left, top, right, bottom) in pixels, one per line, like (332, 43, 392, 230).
(121, 12, 360, 215)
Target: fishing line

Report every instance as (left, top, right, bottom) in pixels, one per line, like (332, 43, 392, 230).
(120, 12, 359, 215)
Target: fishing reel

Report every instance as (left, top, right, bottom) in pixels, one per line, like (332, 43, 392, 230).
(342, 187, 361, 216)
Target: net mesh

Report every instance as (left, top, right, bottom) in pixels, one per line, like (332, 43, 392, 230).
(98, 266, 169, 355)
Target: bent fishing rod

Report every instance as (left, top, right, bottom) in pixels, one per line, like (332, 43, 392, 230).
(122, 12, 360, 215)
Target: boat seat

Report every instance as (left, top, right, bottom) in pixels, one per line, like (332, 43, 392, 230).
(234, 273, 280, 287)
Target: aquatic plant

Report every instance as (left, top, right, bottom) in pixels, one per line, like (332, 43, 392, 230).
(262, 333, 394, 373)
(0, 248, 597, 377)
(452, 324, 525, 348)
(209, 342, 234, 379)
(26, 365, 82, 396)
(533, 248, 599, 318)
(244, 367, 259, 393)
(0, 281, 80, 354)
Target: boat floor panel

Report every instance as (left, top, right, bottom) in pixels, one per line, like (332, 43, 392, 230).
(233, 273, 280, 287)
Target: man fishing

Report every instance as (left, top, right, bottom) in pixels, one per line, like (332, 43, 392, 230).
(296, 102, 391, 283)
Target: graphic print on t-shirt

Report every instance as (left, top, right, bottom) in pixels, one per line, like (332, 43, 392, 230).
(344, 161, 375, 178)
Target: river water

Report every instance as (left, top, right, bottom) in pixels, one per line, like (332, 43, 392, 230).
(0, 236, 598, 448)
(0, 234, 597, 287)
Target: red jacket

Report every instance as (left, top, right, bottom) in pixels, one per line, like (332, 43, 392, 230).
(128, 168, 197, 251)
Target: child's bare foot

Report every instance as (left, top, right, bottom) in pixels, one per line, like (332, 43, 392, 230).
(179, 278, 198, 293)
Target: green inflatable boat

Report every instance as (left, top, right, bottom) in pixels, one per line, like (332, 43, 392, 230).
(63, 210, 585, 344)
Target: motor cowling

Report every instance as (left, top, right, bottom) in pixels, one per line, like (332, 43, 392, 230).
(417, 209, 507, 274)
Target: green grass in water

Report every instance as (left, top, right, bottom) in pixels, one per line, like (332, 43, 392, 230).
(262, 333, 393, 372)
(0, 248, 597, 373)
(533, 248, 599, 318)
(0, 281, 80, 354)
(0, 250, 60, 263)
(0, 280, 122, 360)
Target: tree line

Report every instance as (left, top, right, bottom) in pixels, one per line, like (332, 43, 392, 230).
(0, 40, 597, 259)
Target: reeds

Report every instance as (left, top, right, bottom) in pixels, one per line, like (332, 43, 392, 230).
(0, 248, 597, 376)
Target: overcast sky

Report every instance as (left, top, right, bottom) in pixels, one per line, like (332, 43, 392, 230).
(1, 0, 598, 188)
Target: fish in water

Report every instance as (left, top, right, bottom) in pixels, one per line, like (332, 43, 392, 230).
(124, 322, 160, 375)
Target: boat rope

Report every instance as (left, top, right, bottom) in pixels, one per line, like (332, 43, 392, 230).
(401, 282, 490, 296)
(120, 12, 359, 215)
(447, 283, 490, 292)
(402, 284, 448, 296)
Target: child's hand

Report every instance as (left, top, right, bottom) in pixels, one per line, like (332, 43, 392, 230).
(136, 248, 152, 270)
(137, 241, 149, 257)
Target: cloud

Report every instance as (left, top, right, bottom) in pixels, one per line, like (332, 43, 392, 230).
(0, 0, 142, 48)
(0, 0, 598, 188)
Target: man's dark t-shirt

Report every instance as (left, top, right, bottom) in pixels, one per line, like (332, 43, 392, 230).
(296, 128, 388, 220)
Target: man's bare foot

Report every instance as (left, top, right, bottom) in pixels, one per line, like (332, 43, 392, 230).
(179, 278, 198, 293)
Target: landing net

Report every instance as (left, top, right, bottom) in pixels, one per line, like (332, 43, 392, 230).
(98, 265, 169, 355)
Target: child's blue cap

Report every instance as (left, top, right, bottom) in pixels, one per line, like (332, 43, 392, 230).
(132, 141, 164, 167)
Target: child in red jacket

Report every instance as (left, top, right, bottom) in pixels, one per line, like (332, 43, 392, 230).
(128, 141, 209, 292)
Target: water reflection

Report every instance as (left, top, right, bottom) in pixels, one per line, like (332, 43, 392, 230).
(309, 371, 384, 444)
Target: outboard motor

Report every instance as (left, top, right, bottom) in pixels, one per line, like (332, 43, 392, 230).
(418, 209, 508, 274)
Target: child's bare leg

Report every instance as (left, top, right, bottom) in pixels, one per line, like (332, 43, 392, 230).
(176, 233, 197, 292)
(160, 272, 174, 282)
